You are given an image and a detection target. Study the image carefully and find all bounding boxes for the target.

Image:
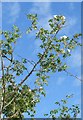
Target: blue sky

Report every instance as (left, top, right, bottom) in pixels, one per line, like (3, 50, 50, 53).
(2, 2, 81, 118)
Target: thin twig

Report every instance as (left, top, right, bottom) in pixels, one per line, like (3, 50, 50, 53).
(14, 52, 35, 66)
(64, 70, 82, 82)
(3, 97, 15, 110)
(6, 111, 19, 119)
(18, 46, 49, 86)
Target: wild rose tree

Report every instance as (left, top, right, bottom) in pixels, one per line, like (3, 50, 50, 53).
(0, 14, 81, 119)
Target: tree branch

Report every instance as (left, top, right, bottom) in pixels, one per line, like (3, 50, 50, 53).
(2, 55, 13, 63)
(6, 111, 19, 119)
(14, 52, 35, 66)
(18, 49, 47, 86)
(3, 96, 15, 110)
(1, 48, 48, 113)
(18, 27, 61, 87)
(1, 53, 5, 112)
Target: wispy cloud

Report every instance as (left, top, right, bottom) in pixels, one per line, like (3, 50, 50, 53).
(67, 49, 81, 68)
(29, 2, 52, 55)
(10, 2, 21, 23)
(30, 2, 51, 15)
(56, 76, 66, 85)
(59, 16, 77, 36)
(68, 3, 75, 10)
(30, 2, 52, 29)
(67, 17, 77, 27)
(8, 2, 21, 23)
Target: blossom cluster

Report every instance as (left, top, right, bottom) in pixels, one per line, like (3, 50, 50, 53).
(54, 15, 66, 22)
(60, 35, 68, 39)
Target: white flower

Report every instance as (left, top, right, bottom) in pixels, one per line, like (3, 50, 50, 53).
(29, 89, 31, 92)
(54, 15, 58, 19)
(61, 16, 66, 22)
(39, 87, 43, 90)
(61, 16, 66, 20)
(54, 15, 66, 21)
(67, 49, 70, 53)
(32, 100, 35, 103)
(60, 35, 68, 39)
(63, 16, 66, 20)
(36, 99, 39, 102)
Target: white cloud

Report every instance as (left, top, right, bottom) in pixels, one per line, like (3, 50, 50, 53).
(67, 50, 81, 68)
(67, 17, 77, 26)
(30, 2, 52, 29)
(30, 2, 51, 15)
(69, 3, 75, 10)
(59, 16, 77, 36)
(8, 2, 21, 23)
(56, 77, 66, 85)
(65, 39, 81, 68)
(29, 2, 52, 55)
